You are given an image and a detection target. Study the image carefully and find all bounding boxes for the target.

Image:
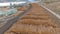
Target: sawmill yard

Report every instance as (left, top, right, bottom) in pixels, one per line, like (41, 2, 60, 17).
(4, 3, 60, 34)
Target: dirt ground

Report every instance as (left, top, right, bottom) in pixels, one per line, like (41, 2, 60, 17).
(4, 3, 60, 34)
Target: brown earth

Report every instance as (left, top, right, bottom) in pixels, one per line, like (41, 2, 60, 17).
(4, 3, 60, 34)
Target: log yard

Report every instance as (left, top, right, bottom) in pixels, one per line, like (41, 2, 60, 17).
(0, 0, 60, 34)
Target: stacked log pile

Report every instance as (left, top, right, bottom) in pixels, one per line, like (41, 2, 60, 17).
(4, 3, 60, 34)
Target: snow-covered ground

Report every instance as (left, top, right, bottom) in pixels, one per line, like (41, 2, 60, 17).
(0, 2, 27, 6)
(0, 0, 39, 6)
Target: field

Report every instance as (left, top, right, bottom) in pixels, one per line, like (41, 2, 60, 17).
(4, 3, 60, 34)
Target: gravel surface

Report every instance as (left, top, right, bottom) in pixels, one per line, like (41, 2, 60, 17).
(42, 2, 60, 15)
